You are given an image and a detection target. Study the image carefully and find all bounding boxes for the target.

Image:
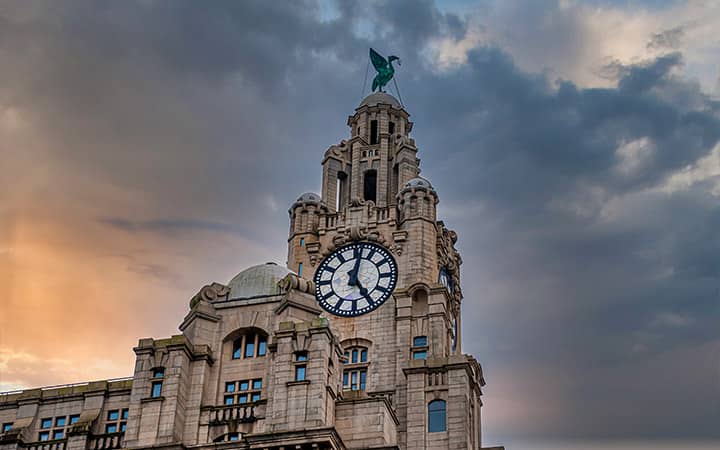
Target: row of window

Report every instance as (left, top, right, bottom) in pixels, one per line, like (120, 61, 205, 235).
(223, 379, 262, 404)
(38, 414, 80, 441)
(232, 333, 267, 359)
(105, 409, 129, 434)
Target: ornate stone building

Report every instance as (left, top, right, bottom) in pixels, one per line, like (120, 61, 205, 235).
(0, 93, 503, 450)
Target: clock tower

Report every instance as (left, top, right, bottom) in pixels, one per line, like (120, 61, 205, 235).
(287, 91, 484, 449)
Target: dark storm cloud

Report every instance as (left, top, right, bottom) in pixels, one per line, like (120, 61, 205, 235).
(2, 0, 719, 446)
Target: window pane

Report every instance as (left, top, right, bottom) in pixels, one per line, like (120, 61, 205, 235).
(360, 370, 366, 390)
(258, 338, 267, 356)
(41, 418, 52, 429)
(224, 396, 234, 405)
(238, 394, 248, 404)
(55, 417, 66, 427)
(298, 262, 303, 276)
(107, 410, 119, 421)
(352, 349, 358, 363)
(251, 393, 261, 402)
(2, 423, 13, 432)
(232, 339, 242, 359)
(53, 431, 64, 440)
(106, 424, 117, 434)
(295, 366, 306, 381)
(343, 372, 348, 387)
(360, 349, 367, 362)
(120, 423, 126, 432)
(153, 368, 164, 378)
(245, 341, 255, 358)
(225, 382, 235, 393)
(300, 238, 305, 247)
(413, 350, 427, 360)
(351, 371, 358, 390)
(121, 409, 129, 420)
(428, 400, 447, 432)
(39, 432, 50, 441)
(228, 433, 240, 441)
(69, 415, 80, 425)
(413, 336, 427, 347)
(296, 352, 308, 362)
(239, 380, 249, 391)
(343, 351, 349, 364)
(252, 379, 262, 389)
(151, 381, 163, 398)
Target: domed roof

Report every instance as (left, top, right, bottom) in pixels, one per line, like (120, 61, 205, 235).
(296, 192, 321, 202)
(227, 262, 292, 299)
(359, 92, 402, 109)
(404, 177, 433, 189)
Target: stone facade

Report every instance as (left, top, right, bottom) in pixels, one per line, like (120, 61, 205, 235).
(0, 92, 503, 450)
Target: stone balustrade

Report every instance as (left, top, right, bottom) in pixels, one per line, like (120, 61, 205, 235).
(208, 404, 256, 425)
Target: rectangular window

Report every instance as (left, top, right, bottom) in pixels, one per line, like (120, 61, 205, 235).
(389, 121, 395, 135)
(224, 396, 234, 405)
(296, 352, 308, 362)
(258, 337, 267, 356)
(413, 336, 428, 347)
(69, 415, 80, 425)
(251, 392, 261, 402)
(2, 423, 12, 432)
(343, 351, 349, 364)
(152, 367, 165, 378)
(151, 381, 163, 398)
(360, 370, 366, 390)
(121, 409, 129, 420)
(298, 262, 303, 276)
(225, 382, 235, 393)
(413, 350, 427, 360)
(55, 417, 66, 427)
(53, 430, 64, 440)
(107, 410, 119, 421)
(120, 423, 127, 433)
(244, 341, 255, 358)
(252, 379, 262, 390)
(300, 238, 305, 247)
(343, 372, 348, 386)
(343, 369, 367, 391)
(41, 418, 52, 429)
(39, 431, 50, 441)
(351, 349, 358, 363)
(295, 365, 306, 381)
(239, 380, 249, 391)
(238, 394, 248, 403)
(360, 349, 367, 362)
(105, 424, 117, 434)
(370, 120, 378, 144)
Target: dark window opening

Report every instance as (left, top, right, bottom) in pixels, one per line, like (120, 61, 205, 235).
(370, 120, 378, 144)
(363, 170, 377, 203)
(336, 171, 348, 210)
(389, 121, 395, 135)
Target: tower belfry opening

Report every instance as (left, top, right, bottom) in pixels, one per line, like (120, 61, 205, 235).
(363, 170, 377, 203)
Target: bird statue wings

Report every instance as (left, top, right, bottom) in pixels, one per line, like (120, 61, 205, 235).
(370, 48, 400, 93)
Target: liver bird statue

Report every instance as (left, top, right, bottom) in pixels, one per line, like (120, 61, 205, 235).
(370, 48, 400, 93)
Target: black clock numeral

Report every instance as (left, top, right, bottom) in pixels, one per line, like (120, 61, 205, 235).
(318, 279, 332, 286)
(379, 272, 393, 278)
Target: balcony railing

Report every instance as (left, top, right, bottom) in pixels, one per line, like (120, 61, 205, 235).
(88, 432, 124, 450)
(208, 404, 256, 424)
(22, 439, 66, 450)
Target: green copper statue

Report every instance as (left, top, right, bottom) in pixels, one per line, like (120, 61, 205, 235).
(370, 48, 400, 92)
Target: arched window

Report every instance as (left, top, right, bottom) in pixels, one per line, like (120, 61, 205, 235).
(232, 332, 267, 359)
(363, 170, 377, 203)
(428, 399, 447, 432)
(213, 432, 242, 442)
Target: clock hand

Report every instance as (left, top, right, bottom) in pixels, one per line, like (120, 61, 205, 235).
(355, 277, 368, 297)
(347, 248, 362, 286)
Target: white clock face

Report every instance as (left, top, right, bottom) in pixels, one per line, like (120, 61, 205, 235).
(314, 242, 397, 317)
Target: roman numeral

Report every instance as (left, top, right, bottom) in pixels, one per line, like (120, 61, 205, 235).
(318, 280, 332, 286)
(379, 272, 392, 278)
(375, 285, 388, 293)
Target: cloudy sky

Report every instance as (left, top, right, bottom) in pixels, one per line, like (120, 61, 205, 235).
(1, 1, 719, 449)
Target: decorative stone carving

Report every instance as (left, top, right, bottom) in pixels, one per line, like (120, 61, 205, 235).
(189, 282, 231, 308)
(277, 273, 315, 294)
(437, 223, 463, 302)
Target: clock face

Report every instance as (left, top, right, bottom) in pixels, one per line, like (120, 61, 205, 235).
(439, 267, 454, 295)
(314, 242, 398, 317)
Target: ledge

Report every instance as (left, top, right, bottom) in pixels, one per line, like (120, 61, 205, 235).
(286, 380, 310, 387)
(140, 396, 165, 403)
